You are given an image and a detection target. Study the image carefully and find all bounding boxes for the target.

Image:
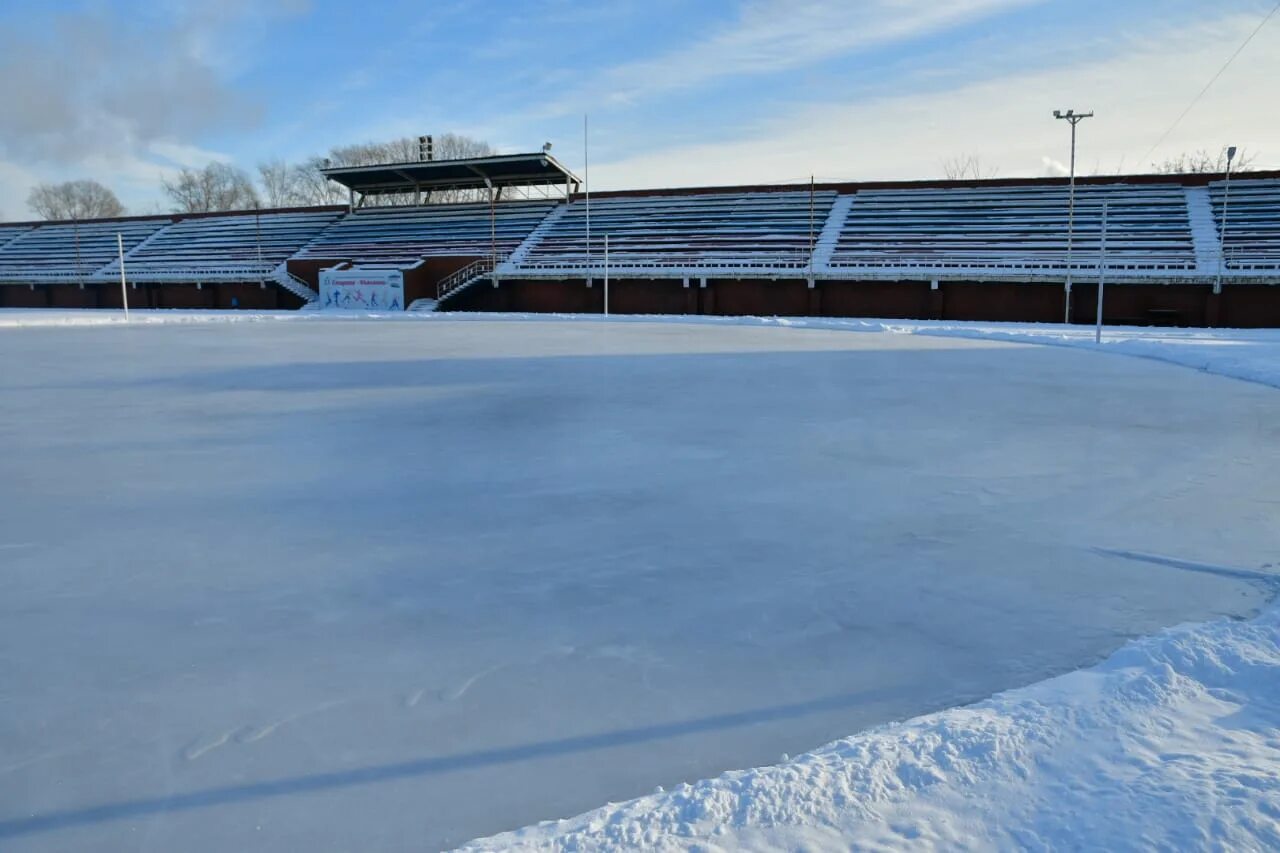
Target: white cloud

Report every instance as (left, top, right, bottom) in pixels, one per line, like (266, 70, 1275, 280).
(547, 0, 1042, 114)
(593, 11, 1280, 189)
(1042, 157, 1069, 177)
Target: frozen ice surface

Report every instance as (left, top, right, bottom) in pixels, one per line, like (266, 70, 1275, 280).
(1, 315, 1277, 851)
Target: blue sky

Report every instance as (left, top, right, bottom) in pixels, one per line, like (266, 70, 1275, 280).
(0, 0, 1277, 215)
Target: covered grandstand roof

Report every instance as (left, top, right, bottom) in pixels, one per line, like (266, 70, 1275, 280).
(320, 152, 581, 195)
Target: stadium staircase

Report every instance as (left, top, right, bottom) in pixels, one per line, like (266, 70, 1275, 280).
(0, 225, 34, 251)
(271, 263, 319, 303)
(96, 220, 177, 280)
(1184, 186, 1222, 275)
(502, 203, 569, 269)
(810, 194, 854, 273)
(433, 253, 511, 309)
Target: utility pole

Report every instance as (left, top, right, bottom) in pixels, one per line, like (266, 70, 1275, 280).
(808, 174, 815, 276)
(1095, 201, 1108, 345)
(1054, 109, 1093, 323)
(117, 233, 129, 322)
(1215, 145, 1238, 295)
(255, 204, 265, 291)
(584, 114, 591, 288)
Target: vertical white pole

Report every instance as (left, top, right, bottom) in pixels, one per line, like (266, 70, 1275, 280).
(1215, 150, 1235, 295)
(584, 114, 591, 288)
(117, 233, 129, 322)
(604, 234, 610, 315)
(1065, 120, 1077, 324)
(1095, 201, 1108, 345)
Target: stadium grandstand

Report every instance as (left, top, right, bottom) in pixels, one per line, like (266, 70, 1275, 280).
(2, 149, 1279, 326)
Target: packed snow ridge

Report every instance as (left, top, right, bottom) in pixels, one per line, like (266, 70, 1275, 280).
(445, 315, 1280, 851)
(464, 597, 1280, 851)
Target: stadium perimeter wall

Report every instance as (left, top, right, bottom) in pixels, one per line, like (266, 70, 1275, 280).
(445, 277, 1280, 328)
(0, 282, 304, 310)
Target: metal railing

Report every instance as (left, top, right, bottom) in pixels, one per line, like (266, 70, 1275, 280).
(437, 253, 510, 300)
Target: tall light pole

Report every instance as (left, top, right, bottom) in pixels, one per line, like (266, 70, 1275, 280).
(1215, 145, 1238, 295)
(584, 114, 591, 287)
(1054, 109, 1093, 323)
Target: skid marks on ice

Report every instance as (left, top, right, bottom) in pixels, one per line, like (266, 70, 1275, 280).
(181, 699, 349, 762)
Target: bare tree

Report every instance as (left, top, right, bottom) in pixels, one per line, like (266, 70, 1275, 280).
(320, 134, 497, 204)
(162, 162, 261, 213)
(27, 180, 126, 220)
(258, 159, 302, 208)
(250, 133, 498, 209)
(325, 133, 495, 169)
(942, 154, 998, 180)
(1152, 146, 1257, 174)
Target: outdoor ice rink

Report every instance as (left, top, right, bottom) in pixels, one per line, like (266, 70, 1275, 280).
(2, 316, 1278, 851)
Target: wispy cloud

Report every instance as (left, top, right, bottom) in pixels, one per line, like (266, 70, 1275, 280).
(545, 0, 1042, 113)
(593, 10, 1280, 188)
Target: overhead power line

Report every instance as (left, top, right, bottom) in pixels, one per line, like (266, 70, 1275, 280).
(1139, 1, 1280, 167)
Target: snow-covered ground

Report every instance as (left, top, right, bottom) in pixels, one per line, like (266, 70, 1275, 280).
(0, 310, 1277, 851)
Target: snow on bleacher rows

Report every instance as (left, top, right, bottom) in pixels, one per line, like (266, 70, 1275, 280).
(108, 211, 344, 281)
(511, 191, 838, 274)
(0, 219, 163, 281)
(0, 180, 1277, 285)
(830, 183, 1199, 274)
(0, 212, 344, 283)
(292, 201, 558, 266)
(1208, 179, 1280, 270)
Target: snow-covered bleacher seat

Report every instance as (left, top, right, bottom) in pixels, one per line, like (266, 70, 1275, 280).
(1209, 179, 1280, 270)
(114, 210, 343, 281)
(0, 219, 166, 281)
(829, 183, 1196, 276)
(512, 191, 838, 274)
(0, 224, 34, 251)
(292, 201, 557, 265)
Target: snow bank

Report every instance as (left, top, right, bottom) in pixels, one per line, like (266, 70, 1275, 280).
(450, 314, 1280, 851)
(462, 599, 1280, 851)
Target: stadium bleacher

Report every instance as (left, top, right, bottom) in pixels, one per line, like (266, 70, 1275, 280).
(0, 219, 166, 281)
(829, 183, 1197, 276)
(1209, 179, 1280, 270)
(111, 210, 343, 281)
(3, 166, 1279, 322)
(0, 224, 35, 250)
(511, 191, 837, 273)
(293, 201, 557, 265)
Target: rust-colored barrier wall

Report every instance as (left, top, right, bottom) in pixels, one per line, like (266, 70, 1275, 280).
(449, 278, 602, 313)
(155, 284, 216, 309)
(215, 282, 288, 310)
(820, 281, 934, 319)
(98, 284, 154, 309)
(1219, 285, 1280, 328)
(1068, 283, 1210, 327)
(1, 286, 51, 308)
(943, 282, 1064, 323)
(708, 279, 810, 316)
(47, 285, 100, 308)
(607, 279, 693, 314)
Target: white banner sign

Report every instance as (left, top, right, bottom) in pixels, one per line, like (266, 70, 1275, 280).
(319, 269, 404, 311)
